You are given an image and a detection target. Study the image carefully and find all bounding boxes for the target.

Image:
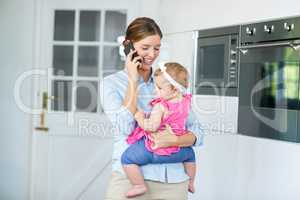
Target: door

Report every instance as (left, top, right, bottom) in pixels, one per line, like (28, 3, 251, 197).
(238, 43, 300, 142)
(30, 0, 138, 199)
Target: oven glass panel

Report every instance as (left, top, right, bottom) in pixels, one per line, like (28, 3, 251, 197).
(199, 44, 225, 79)
(239, 47, 300, 110)
(238, 45, 300, 142)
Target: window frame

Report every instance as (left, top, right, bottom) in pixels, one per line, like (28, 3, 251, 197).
(50, 9, 127, 113)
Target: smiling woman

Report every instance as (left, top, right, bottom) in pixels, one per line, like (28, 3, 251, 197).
(132, 35, 161, 67)
(100, 17, 204, 200)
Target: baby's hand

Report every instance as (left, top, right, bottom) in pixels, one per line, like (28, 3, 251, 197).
(134, 110, 144, 120)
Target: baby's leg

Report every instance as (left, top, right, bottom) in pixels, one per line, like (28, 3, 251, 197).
(121, 139, 153, 198)
(123, 165, 147, 198)
(184, 162, 196, 193)
(153, 147, 196, 193)
(182, 147, 196, 193)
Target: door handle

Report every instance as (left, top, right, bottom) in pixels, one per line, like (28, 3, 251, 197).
(35, 92, 54, 132)
(35, 109, 49, 132)
(238, 40, 300, 51)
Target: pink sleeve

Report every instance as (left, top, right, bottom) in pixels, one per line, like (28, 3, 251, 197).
(184, 93, 192, 101)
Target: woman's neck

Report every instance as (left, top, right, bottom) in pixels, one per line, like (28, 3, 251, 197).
(138, 68, 152, 82)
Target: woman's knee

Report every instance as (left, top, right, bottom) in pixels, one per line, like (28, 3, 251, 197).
(104, 172, 131, 200)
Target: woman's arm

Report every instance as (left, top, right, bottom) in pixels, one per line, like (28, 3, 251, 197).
(150, 110, 204, 149)
(150, 125, 196, 149)
(175, 131, 197, 147)
(122, 79, 138, 114)
(99, 51, 143, 136)
(122, 50, 142, 114)
(100, 80, 136, 136)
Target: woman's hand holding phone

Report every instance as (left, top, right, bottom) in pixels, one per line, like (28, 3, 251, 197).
(125, 50, 142, 82)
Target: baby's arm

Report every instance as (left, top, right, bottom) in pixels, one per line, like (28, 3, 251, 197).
(134, 103, 164, 132)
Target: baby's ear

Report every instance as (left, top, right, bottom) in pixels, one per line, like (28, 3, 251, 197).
(175, 87, 181, 93)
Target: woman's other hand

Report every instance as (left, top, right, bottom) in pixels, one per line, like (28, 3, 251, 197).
(125, 50, 142, 82)
(149, 125, 178, 149)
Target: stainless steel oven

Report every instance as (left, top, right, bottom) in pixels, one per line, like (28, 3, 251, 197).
(194, 26, 239, 96)
(238, 17, 300, 142)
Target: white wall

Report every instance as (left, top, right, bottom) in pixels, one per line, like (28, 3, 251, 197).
(158, 0, 300, 200)
(0, 0, 35, 199)
(137, 0, 161, 22)
(160, 0, 300, 33)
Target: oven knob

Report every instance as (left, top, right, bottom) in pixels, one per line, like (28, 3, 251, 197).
(246, 27, 256, 36)
(264, 25, 274, 34)
(284, 22, 294, 32)
(230, 50, 237, 55)
(230, 59, 237, 65)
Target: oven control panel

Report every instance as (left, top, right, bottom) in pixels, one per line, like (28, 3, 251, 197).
(241, 17, 300, 44)
(228, 35, 239, 88)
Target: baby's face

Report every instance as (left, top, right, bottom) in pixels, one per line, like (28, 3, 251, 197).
(154, 75, 175, 100)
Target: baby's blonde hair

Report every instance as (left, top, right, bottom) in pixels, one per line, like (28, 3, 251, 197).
(154, 62, 189, 88)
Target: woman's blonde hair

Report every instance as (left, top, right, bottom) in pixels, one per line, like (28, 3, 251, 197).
(154, 62, 189, 89)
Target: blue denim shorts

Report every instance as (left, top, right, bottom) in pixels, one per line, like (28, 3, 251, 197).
(121, 137, 195, 165)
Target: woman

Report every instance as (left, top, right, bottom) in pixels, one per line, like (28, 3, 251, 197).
(100, 17, 203, 200)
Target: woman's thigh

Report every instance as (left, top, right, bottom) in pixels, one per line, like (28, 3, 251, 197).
(104, 171, 189, 200)
(105, 171, 149, 200)
(147, 179, 189, 200)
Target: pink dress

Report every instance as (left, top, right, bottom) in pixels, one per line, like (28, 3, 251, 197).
(126, 94, 192, 156)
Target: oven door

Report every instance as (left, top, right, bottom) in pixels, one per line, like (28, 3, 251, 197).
(195, 36, 230, 88)
(238, 42, 300, 142)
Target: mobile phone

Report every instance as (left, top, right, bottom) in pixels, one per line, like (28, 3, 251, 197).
(123, 41, 142, 63)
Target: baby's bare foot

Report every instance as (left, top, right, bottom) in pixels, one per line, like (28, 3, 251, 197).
(126, 184, 147, 198)
(188, 182, 195, 193)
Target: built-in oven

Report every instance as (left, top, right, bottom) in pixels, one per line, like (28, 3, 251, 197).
(238, 17, 300, 142)
(194, 26, 239, 96)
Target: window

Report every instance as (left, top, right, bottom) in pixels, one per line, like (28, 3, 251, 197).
(51, 10, 127, 112)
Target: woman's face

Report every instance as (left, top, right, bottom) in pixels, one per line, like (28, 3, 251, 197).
(133, 34, 161, 70)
